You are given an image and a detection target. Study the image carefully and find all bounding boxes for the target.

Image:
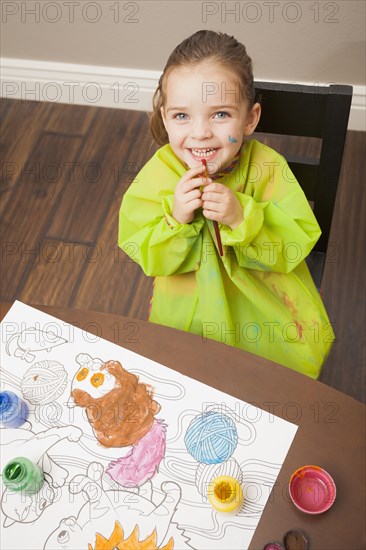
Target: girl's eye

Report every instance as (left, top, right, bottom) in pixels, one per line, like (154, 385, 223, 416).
(214, 111, 230, 119)
(173, 113, 188, 120)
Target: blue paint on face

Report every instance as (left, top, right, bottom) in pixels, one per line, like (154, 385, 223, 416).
(228, 135, 238, 143)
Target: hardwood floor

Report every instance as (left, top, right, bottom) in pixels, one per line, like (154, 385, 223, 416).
(1, 98, 365, 403)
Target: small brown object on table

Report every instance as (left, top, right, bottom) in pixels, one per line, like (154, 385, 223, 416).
(1, 303, 365, 550)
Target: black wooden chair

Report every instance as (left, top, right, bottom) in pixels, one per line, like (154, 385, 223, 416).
(253, 82, 352, 288)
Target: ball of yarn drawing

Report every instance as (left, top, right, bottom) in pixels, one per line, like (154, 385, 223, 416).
(184, 411, 238, 465)
(196, 458, 243, 497)
(36, 403, 63, 425)
(21, 360, 68, 405)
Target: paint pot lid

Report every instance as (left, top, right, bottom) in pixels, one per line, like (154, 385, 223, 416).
(283, 529, 309, 550)
(289, 465, 336, 514)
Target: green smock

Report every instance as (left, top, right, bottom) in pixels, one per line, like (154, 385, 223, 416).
(118, 140, 335, 378)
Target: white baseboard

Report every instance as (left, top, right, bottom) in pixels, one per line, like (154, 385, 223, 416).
(1, 57, 365, 131)
(0, 58, 160, 113)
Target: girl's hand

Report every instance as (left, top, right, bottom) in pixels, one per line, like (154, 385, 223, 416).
(201, 183, 244, 229)
(172, 165, 211, 224)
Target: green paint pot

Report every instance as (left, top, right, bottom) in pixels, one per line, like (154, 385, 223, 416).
(2, 457, 44, 494)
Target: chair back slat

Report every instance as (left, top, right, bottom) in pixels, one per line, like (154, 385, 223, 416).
(315, 90, 352, 252)
(288, 160, 318, 200)
(254, 82, 352, 264)
(255, 82, 328, 137)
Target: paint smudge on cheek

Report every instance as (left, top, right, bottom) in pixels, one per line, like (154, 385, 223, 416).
(228, 135, 238, 143)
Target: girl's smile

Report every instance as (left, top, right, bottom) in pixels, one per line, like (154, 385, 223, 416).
(160, 62, 260, 174)
(189, 147, 220, 161)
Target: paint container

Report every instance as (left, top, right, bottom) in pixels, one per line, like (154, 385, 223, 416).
(263, 544, 285, 550)
(207, 475, 244, 514)
(2, 457, 44, 494)
(0, 391, 29, 428)
(289, 465, 336, 514)
(283, 530, 309, 550)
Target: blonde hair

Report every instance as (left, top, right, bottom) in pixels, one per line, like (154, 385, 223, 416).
(149, 30, 255, 146)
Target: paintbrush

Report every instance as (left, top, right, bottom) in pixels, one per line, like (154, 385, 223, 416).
(202, 159, 224, 257)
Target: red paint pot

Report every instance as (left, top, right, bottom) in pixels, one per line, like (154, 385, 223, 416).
(289, 465, 336, 514)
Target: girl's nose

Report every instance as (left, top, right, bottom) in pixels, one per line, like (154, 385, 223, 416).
(191, 119, 213, 140)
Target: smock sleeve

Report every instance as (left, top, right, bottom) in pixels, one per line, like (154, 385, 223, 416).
(219, 143, 321, 273)
(118, 147, 204, 277)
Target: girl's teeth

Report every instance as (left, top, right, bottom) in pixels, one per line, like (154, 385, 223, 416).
(191, 148, 216, 157)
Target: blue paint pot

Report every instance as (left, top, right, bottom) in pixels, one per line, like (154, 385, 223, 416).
(0, 391, 29, 428)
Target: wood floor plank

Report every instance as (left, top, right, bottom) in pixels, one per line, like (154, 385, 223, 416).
(71, 117, 156, 316)
(0, 98, 11, 125)
(126, 275, 153, 321)
(71, 222, 153, 317)
(44, 102, 97, 135)
(0, 132, 83, 299)
(46, 108, 146, 243)
(0, 100, 53, 216)
(319, 131, 366, 400)
(18, 240, 91, 307)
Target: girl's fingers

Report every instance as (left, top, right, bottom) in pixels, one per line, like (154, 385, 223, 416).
(202, 201, 222, 212)
(184, 188, 202, 202)
(179, 165, 213, 189)
(203, 182, 225, 193)
(203, 209, 220, 221)
(175, 190, 202, 214)
(181, 177, 212, 193)
(180, 164, 206, 183)
(187, 198, 203, 210)
(201, 191, 222, 203)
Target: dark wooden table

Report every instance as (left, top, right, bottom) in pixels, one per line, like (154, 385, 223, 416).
(1, 303, 365, 550)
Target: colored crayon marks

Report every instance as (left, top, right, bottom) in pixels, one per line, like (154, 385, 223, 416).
(184, 411, 238, 464)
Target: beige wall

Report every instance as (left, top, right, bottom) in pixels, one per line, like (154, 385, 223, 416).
(1, 0, 365, 85)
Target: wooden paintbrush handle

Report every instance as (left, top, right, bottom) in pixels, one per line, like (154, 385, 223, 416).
(202, 159, 224, 257)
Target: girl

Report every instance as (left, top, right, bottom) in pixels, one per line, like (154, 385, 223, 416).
(118, 30, 334, 379)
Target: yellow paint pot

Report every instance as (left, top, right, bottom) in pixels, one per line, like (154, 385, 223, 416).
(207, 475, 244, 514)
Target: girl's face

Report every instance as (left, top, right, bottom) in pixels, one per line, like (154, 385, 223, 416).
(160, 62, 261, 174)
